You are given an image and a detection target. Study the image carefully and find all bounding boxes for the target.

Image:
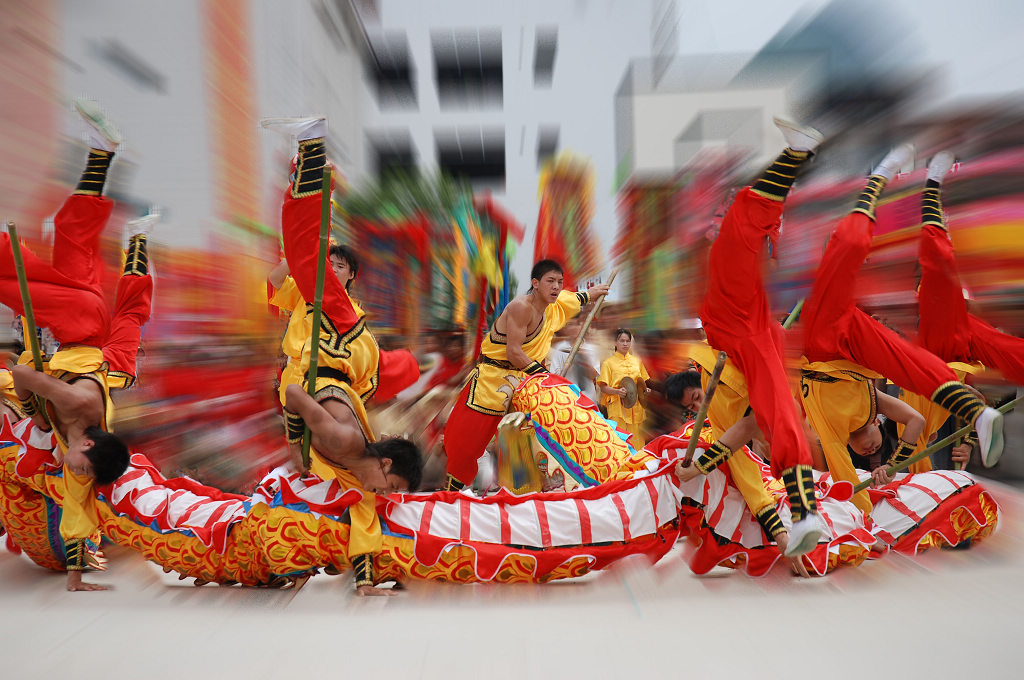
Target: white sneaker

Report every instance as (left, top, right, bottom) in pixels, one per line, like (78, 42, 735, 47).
(975, 406, 1004, 468)
(873, 144, 915, 180)
(784, 513, 824, 557)
(260, 116, 326, 142)
(773, 116, 824, 153)
(74, 98, 122, 152)
(927, 150, 956, 184)
(126, 212, 160, 237)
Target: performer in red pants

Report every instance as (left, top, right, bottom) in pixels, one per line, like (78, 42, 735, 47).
(802, 146, 1004, 470)
(918, 151, 1024, 386)
(104, 214, 157, 390)
(698, 117, 824, 557)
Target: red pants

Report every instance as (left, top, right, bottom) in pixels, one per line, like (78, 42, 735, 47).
(804, 212, 955, 396)
(279, 188, 418, 398)
(443, 380, 502, 484)
(701, 188, 812, 476)
(918, 224, 1024, 384)
(0, 195, 112, 346)
(103, 272, 153, 378)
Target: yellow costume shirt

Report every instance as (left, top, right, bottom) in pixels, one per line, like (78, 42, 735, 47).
(467, 289, 586, 415)
(799, 358, 880, 514)
(687, 342, 777, 517)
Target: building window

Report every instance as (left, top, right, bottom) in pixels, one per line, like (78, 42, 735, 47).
(366, 31, 416, 108)
(537, 125, 559, 167)
(368, 130, 416, 179)
(533, 26, 557, 87)
(436, 127, 505, 189)
(432, 28, 502, 109)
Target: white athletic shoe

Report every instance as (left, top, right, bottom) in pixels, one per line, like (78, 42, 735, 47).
(126, 211, 160, 238)
(784, 513, 824, 557)
(872, 144, 915, 180)
(975, 406, 1005, 468)
(74, 98, 122, 152)
(260, 116, 326, 141)
(927, 150, 956, 184)
(773, 116, 824, 153)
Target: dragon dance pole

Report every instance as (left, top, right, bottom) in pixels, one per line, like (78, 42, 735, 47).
(681, 351, 727, 466)
(560, 266, 621, 376)
(782, 298, 804, 330)
(852, 393, 1024, 493)
(300, 167, 333, 471)
(5, 220, 49, 419)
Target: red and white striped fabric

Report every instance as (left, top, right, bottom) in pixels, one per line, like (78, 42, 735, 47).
(862, 469, 998, 550)
(384, 469, 682, 548)
(105, 459, 365, 553)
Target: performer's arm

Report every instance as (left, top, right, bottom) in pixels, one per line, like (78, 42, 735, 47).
(284, 383, 364, 465)
(12, 365, 102, 434)
(268, 259, 290, 289)
(872, 389, 926, 485)
(503, 301, 537, 370)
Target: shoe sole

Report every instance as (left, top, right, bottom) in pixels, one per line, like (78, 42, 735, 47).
(260, 116, 325, 128)
(982, 411, 1005, 468)
(783, 525, 823, 557)
(772, 116, 824, 145)
(74, 99, 122, 145)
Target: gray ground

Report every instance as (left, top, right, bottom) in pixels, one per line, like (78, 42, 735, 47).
(3, 473, 1024, 679)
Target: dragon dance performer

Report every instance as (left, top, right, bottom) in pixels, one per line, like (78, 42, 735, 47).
(895, 150, 1024, 469)
(261, 115, 422, 595)
(917, 150, 1024, 385)
(0, 99, 135, 590)
(664, 357, 812, 561)
(684, 117, 825, 557)
(799, 145, 1004, 511)
(597, 328, 651, 448)
(442, 259, 609, 490)
(267, 243, 367, 407)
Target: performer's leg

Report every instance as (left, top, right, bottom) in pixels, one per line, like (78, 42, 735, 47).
(967, 316, 1024, 386)
(263, 117, 360, 330)
(917, 151, 971, 360)
(52, 99, 121, 293)
(103, 220, 155, 387)
(701, 121, 818, 337)
(804, 145, 914, 360)
(443, 381, 502, 488)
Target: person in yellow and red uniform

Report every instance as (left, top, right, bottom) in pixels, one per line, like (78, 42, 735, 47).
(441, 260, 610, 490)
(262, 115, 423, 595)
(597, 328, 651, 449)
(0, 99, 132, 591)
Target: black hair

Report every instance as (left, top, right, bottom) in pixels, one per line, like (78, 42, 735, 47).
(366, 437, 422, 492)
(529, 259, 563, 286)
(329, 244, 359, 291)
(82, 426, 130, 486)
(664, 370, 702, 402)
(614, 328, 633, 342)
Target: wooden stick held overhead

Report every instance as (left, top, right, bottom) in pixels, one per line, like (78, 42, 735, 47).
(5, 220, 50, 422)
(300, 167, 333, 473)
(560, 266, 620, 377)
(682, 351, 727, 466)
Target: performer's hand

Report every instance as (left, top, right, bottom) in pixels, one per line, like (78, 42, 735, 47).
(951, 443, 972, 466)
(617, 387, 628, 397)
(355, 584, 396, 597)
(674, 458, 702, 483)
(870, 465, 894, 487)
(287, 442, 310, 478)
(66, 571, 110, 592)
(587, 283, 611, 299)
(774, 532, 811, 578)
(3, 351, 18, 371)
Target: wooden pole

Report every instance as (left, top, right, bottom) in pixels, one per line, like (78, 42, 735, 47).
(682, 351, 728, 466)
(560, 266, 620, 376)
(5, 221, 49, 421)
(782, 298, 804, 330)
(300, 167, 333, 471)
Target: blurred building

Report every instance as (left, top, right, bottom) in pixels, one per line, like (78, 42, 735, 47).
(356, 0, 660, 282)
